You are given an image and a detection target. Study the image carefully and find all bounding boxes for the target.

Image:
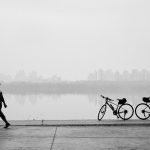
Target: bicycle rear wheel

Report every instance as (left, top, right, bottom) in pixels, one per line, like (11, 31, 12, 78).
(118, 103, 134, 120)
(98, 105, 106, 121)
(135, 103, 150, 120)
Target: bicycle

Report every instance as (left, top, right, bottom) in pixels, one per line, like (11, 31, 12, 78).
(135, 97, 150, 120)
(98, 95, 134, 121)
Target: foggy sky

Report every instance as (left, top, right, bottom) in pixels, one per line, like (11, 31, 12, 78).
(0, 0, 150, 80)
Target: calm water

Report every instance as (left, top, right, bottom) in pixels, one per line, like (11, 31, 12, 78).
(2, 93, 149, 120)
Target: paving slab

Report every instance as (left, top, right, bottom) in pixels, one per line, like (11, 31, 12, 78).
(0, 126, 55, 150)
(56, 126, 150, 138)
(52, 137, 150, 150)
(53, 126, 150, 150)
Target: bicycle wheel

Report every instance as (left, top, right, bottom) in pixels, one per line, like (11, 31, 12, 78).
(135, 103, 150, 120)
(98, 105, 106, 121)
(118, 103, 134, 120)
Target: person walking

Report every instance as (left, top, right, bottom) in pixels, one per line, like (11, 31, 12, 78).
(0, 91, 10, 128)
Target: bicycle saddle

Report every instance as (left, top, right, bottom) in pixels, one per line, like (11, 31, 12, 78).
(117, 98, 127, 105)
(143, 97, 150, 103)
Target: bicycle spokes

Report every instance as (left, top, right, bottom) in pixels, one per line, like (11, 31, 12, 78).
(98, 105, 106, 121)
(135, 103, 150, 120)
(124, 111, 126, 120)
(118, 109, 127, 119)
(118, 104, 134, 120)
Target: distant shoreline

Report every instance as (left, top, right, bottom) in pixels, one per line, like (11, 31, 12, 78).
(2, 81, 150, 94)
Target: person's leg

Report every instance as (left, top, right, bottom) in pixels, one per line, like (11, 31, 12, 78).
(0, 110, 10, 128)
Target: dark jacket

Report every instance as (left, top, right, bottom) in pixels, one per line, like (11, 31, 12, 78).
(0, 92, 5, 109)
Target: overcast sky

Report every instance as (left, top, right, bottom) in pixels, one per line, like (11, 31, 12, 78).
(0, 0, 150, 80)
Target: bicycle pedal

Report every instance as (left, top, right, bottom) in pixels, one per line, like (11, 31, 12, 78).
(113, 111, 117, 115)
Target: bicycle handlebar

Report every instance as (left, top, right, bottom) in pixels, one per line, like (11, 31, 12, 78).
(100, 95, 114, 101)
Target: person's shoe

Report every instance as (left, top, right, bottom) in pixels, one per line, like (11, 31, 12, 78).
(4, 123, 10, 128)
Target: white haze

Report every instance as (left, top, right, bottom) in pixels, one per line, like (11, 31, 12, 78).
(0, 0, 150, 80)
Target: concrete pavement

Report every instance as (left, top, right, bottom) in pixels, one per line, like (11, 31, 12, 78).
(0, 126, 150, 150)
(1, 119, 150, 126)
(0, 120, 150, 150)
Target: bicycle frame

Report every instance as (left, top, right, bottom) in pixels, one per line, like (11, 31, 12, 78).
(105, 100, 118, 112)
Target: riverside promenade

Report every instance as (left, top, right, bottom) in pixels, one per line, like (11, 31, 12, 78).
(0, 120, 150, 150)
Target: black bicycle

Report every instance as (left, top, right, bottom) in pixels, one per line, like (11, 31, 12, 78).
(135, 97, 150, 120)
(98, 95, 134, 120)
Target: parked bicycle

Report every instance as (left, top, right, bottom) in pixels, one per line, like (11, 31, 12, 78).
(98, 95, 134, 120)
(135, 97, 150, 120)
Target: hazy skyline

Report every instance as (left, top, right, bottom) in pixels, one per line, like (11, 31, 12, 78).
(1, 68, 150, 82)
(0, 0, 150, 81)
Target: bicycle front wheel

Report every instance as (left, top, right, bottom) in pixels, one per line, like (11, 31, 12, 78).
(98, 105, 106, 121)
(135, 103, 150, 120)
(118, 103, 134, 120)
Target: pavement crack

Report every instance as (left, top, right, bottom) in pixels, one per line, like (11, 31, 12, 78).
(50, 127, 57, 150)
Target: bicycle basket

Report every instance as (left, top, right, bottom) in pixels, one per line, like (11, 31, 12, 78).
(143, 97, 150, 103)
(118, 98, 127, 105)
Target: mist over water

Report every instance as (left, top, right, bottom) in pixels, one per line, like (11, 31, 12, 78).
(2, 79, 150, 120)
(3, 91, 147, 120)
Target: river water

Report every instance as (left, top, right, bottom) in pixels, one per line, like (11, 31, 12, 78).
(2, 93, 149, 120)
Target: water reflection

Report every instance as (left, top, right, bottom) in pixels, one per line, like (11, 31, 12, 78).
(27, 95, 38, 104)
(88, 94, 103, 106)
(15, 94, 26, 105)
(3, 93, 150, 120)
